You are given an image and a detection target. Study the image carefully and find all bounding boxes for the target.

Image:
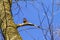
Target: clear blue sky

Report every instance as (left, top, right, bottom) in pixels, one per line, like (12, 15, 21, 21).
(0, 0, 60, 40)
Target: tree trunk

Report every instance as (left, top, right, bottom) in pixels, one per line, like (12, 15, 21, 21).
(0, 0, 22, 40)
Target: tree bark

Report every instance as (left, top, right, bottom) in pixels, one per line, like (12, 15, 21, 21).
(0, 0, 22, 40)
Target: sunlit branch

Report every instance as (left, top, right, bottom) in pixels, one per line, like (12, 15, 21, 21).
(17, 23, 40, 29)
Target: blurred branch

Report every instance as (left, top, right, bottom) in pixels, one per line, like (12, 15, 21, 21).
(50, 0, 54, 40)
(12, 0, 25, 17)
(41, 0, 54, 40)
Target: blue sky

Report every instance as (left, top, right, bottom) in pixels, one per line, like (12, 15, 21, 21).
(0, 0, 60, 40)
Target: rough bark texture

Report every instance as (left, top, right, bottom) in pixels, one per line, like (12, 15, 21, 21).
(0, 0, 22, 40)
